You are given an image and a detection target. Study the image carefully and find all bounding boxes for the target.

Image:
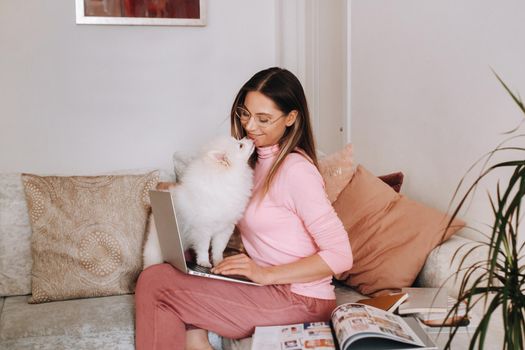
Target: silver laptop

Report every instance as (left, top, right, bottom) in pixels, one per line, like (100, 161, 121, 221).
(149, 190, 261, 286)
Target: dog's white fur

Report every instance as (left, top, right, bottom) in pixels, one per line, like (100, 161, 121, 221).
(143, 136, 255, 269)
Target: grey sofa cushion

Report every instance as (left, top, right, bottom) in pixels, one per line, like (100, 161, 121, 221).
(0, 174, 33, 296)
(0, 293, 224, 350)
(416, 235, 489, 298)
(0, 294, 135, 349)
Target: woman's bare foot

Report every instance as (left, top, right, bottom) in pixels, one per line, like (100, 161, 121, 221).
(186, 329, 213, 350)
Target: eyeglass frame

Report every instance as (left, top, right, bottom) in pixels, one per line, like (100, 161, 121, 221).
(234, 106, 288, 128)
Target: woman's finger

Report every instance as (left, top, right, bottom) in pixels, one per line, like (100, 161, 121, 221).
(213, 261, 249, 274)
(218, 267, 249, 277)
(221, 254, 247, 262)
(221, 261, 249, 271)
(212, 254, 249, 271)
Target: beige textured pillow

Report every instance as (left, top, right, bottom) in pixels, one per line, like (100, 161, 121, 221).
(22, 171, 159, 303)
(333, 165, 465, 296)
(318, 143, 354, 203)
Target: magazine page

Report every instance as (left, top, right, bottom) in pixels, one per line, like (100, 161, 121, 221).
(251, 321, 336, 350)
(331, 303, 425, 349)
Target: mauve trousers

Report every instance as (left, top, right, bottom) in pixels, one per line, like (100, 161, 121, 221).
(134, 263, 336, 350)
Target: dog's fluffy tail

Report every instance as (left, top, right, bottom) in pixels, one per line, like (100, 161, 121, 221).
(143, 214, 164, 269)
(172, 151, 193, 183)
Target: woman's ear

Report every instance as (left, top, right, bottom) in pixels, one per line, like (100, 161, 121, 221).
(285, 110, 298, 127)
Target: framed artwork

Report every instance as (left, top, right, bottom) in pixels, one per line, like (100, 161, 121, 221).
(75, 0, 206, 26)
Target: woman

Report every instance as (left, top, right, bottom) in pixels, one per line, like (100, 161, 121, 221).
(135, 67, 353, 350)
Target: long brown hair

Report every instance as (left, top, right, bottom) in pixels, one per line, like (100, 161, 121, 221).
(230, 67, 318, 198)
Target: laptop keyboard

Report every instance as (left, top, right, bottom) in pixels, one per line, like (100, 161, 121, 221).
(187, 261, 212, 273)
(186, 261, 252, 282)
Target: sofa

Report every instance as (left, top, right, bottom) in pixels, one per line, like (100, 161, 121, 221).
(0, 167, 504, 350)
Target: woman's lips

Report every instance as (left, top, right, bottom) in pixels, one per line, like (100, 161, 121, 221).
(248, 133, 263, 140)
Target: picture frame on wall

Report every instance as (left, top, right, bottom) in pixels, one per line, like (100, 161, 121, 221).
(75, 0, 206, 26)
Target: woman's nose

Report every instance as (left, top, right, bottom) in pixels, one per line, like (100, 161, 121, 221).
(244, 116, 258, 131)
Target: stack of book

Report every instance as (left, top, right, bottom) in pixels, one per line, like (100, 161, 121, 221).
(416, 296, 468, 326)
(398, 288, 474, 333)
(356, 287, 475, 333)
(398, 287, 449, 316)
(355, 292, 409, 313)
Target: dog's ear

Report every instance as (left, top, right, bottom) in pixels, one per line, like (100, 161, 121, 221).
(207, 150, 230, 167)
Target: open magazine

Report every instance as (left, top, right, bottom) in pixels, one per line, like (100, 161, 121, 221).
(251, 303, 437, 350)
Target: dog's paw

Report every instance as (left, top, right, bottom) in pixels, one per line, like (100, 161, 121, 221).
(212, 256, 223, 267)
(196, 259, 212, 268)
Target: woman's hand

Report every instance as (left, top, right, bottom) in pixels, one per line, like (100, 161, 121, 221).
(211, 254, 272, 285)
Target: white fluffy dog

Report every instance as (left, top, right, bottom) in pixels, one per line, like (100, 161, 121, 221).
(143, 136, 255, 269)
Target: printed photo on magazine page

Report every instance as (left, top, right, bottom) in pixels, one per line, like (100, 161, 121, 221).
(331, 303, 426, 349)
(251, 321, 335, 350)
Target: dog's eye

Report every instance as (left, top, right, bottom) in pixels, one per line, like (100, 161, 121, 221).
(239, 143, 244, 149)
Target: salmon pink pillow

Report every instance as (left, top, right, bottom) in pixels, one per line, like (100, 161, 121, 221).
(332, 165, 465, 296)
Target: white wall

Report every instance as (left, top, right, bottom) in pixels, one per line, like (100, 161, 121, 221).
(315, 0, 347, 154)
(0, 0, 277, 174)
(351, 0, 525, 239)
(277, 0, 347, 155)
(3, 0, 524, 242)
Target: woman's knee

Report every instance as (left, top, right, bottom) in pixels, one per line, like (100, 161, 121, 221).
(135, 263, 176, 295)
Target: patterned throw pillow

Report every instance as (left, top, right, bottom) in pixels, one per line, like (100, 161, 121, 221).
(22, 171, 159, 303)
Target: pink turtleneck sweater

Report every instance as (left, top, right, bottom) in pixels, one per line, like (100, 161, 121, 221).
(237, 144, 353, 300)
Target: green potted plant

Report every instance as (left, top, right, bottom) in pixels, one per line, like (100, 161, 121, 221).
(444, 73, 525, 349)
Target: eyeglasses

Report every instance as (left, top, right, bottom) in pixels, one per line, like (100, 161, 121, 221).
(234, 106, 286, 128)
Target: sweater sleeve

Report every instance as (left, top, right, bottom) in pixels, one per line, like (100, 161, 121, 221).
(280, 156, 353, 274)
